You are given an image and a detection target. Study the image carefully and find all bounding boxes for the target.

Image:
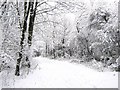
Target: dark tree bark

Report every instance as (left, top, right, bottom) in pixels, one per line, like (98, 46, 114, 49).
(28, 1, 38, 47)
(45, 43, 48, 56)
(26, 1, 38, 68)
(15, 1, 31, 76)
(61, 38, 65, 57)
(15, 0, 38, 76)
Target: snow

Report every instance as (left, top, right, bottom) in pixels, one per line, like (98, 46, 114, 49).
(0, 57, 118, 88)
(0, 25, 3, 50)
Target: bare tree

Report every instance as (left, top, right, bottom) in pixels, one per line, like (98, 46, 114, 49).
(15, 1, 31, 76)
(14, 0, 89, 75)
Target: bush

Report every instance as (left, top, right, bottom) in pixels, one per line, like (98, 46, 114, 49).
(90, 42, 105, 61)
(70, 34, 90, 59)
(0, 52, 15, 72)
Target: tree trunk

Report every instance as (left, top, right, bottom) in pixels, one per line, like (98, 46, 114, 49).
(15, 52, 22, 76)
(15, 2, 30, 76)
(27, 1, 38, 68)
(45, 43, 48, 56)
(28, 1, 38, 47)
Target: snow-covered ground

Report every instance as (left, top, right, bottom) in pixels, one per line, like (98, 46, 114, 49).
(0, 57, 118, 88)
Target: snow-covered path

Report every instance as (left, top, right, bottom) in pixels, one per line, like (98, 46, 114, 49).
(13, 57, 118, 88)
